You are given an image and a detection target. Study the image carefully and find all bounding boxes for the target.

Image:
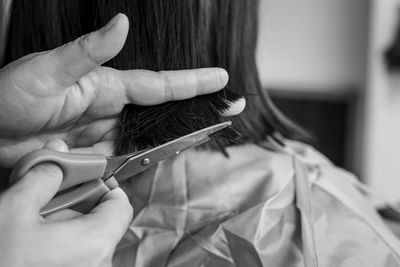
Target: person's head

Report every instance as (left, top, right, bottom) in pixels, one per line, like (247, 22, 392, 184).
(4, 0, 308, 155)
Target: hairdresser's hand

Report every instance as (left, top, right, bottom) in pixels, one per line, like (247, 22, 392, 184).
(0, 13, 245, 167)
(0, 139, 132, 267)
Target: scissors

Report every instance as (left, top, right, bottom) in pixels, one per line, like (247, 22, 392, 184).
(10, 121, 232, 216)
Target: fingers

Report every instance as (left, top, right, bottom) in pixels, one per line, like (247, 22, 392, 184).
(79, 188, 133, 244)
(42, 139, 69, 152)
(41, 13, 129, 88)
(84, 67, 229, 117)
(7, 139, 69, 213)
(69, 141, 114, 156)
(8, 162, 63, 213)
(118, 68, 229, 105)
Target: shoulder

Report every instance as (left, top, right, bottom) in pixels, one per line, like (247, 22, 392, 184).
(282, 139, 361, 189)
(284, 140, 333, 166)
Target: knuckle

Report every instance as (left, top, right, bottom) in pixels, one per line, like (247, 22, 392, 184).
(94, 67, 119, 89)
(192, 72, 200, 97)
(158, 71, 174, 101)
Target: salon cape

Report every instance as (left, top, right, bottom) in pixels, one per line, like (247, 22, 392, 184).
(113, 140, 400, 267)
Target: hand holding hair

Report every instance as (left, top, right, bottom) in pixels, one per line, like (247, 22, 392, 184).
(0, 139, 133, 267)
(0, 13, 244, 167)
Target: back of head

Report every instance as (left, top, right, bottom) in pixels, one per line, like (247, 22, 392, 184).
(4, 0, 308, 155)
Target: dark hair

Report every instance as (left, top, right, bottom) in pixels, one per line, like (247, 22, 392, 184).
(3, 0, 308, 155)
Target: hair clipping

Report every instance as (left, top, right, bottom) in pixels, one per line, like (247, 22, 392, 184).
(208, 125, 242, 142)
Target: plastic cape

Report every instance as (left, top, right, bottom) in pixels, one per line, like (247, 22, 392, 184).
(113, 141, 400, 267)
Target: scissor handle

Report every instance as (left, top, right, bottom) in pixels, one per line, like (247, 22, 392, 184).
(10, 149, 108, 192)
(40, 179, 111, 216)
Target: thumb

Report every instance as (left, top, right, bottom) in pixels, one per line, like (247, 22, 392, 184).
(79, 188, 133, 244)
(7, 140, 69, 213)
(9, 163, 63, 213)
(39, 13, 129, 89)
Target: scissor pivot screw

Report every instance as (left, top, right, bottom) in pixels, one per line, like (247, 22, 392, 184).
(141, 158, 151, 166)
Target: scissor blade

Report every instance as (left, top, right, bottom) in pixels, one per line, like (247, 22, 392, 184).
(112, 121, 232, 183)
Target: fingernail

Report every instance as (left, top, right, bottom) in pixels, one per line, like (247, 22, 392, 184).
(101, 13, 122, 33)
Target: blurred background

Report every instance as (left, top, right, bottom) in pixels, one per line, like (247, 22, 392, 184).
(256, 0, 400, 201)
